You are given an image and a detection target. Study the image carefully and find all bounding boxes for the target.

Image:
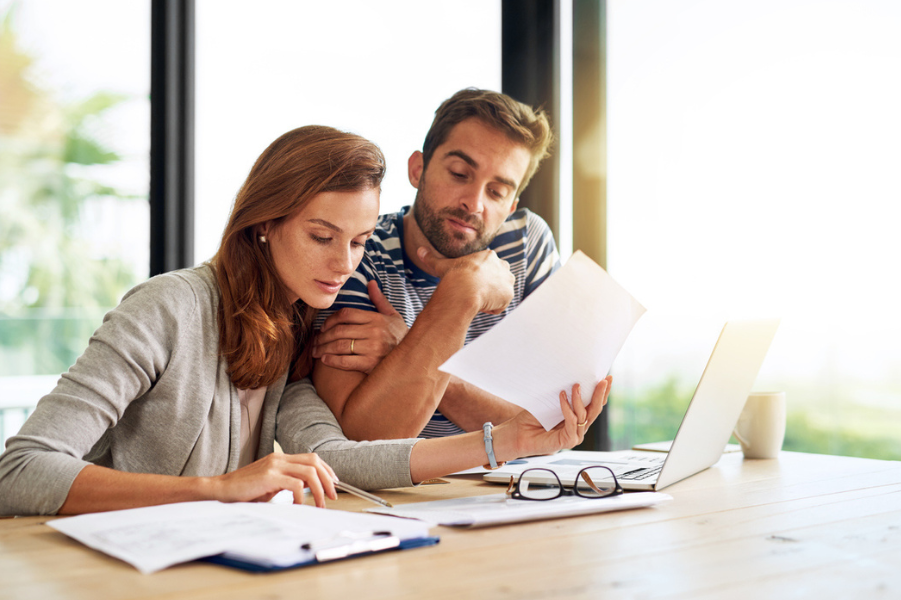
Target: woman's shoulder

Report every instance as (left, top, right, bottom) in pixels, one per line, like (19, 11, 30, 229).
(125, 263, 217, 299)
(119, 264, 219, 320)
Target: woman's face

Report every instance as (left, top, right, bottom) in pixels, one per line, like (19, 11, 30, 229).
(265, 188, 379, 309)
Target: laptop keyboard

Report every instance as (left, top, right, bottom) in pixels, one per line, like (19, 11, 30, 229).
(618, 465, 663, 481)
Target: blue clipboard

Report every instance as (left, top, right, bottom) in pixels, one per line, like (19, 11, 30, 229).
(202, 535, 440, 573)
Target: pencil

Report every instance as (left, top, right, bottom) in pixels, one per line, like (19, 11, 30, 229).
(334, 481, 394, 508)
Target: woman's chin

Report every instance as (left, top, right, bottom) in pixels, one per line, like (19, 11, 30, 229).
(304, 293, 339, 310)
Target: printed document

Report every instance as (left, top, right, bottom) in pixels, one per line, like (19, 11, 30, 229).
(439, 251, 645, 429)
(48, 501, 431, 573)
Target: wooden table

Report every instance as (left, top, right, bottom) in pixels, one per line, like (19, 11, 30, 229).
(2, 450, 900, 599)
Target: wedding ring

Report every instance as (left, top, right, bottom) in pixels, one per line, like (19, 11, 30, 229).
(350, 339, 356, 355)
(576, 421, 588, 428)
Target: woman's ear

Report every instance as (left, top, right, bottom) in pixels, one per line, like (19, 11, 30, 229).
(257, 221, 272, 243)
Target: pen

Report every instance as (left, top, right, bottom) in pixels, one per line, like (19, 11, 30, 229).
(334, 481, 394, 508)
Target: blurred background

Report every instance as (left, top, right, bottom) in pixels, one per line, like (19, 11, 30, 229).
(1, 0, 899, 460)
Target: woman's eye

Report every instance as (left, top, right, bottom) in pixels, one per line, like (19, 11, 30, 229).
(311, 234, 331, 244)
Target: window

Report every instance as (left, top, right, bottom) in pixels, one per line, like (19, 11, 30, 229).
(0, 0, 150, 446)
(194, 0, 502, 263)
(606, 0, 901, 459)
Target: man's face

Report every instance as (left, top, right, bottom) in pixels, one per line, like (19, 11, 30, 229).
(410, 118, 531, 258)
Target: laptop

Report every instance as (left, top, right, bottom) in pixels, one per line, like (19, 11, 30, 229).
(484, 318, 780, 491)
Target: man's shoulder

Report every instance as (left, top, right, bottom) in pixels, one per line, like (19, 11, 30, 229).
(498, 207, 552, 235)
(364, 208, 406, 256)
(375, 209, 404, 236)
(491, 207, 554, 251)
(373, 207, 407, 240)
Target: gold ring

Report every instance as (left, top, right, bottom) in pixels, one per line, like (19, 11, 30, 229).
(350, 339, 355, 355)
(576, 421, 588, 428)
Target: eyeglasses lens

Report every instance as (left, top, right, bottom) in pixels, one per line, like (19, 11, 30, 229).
(517, 469, 562, 500)
(576, 466, 617, 498)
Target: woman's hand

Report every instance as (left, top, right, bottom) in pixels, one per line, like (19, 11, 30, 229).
(210, 452, 338, 508)
(313, 281, 408, 373)
(494, 376, 612, 461)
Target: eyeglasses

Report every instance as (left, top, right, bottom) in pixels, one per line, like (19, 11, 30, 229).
(505, 466, 624, 501)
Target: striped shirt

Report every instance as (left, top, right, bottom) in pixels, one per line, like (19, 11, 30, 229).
(316, 205, 560, 438)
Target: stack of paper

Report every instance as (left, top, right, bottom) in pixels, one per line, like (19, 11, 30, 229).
(366, 492, 671, 528)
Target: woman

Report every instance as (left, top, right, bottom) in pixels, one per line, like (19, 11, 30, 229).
(0, 126, 609, 516)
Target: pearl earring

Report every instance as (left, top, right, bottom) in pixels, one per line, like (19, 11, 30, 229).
(259, 234, 267, 243)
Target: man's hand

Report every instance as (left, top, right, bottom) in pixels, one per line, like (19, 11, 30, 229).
(312, 281, 408, 373)
(416, 247, 514, 315)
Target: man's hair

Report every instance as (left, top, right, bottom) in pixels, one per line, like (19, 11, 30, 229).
(421, 88, 554, 197)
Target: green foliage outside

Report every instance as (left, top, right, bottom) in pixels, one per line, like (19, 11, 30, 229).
(0, 4, 142, 377)
(608, 378, 690, 448)
(608, 376, 901, 462)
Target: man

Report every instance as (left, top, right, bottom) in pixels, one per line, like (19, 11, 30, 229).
(311, 88, 560, 440)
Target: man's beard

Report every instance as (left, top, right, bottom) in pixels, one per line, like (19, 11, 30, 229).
(412, 177, 496, 259)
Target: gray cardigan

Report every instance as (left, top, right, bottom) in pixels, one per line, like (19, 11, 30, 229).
(0, 265, 418, 516)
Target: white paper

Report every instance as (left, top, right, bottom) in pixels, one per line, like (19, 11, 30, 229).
(439, 251, 645, 429)
(48, 501, 430, 574)
(366, 492, 671, 528)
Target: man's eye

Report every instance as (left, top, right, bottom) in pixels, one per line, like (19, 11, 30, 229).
(451, 171, 466, 180)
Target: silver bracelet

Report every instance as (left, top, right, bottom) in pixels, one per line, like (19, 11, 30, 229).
(483, 422, 499, 469)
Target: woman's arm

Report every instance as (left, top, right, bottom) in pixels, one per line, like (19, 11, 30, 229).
(277, 378, 419, 490)
(0, 274, 194, 515)
(277, 376, 611, 490)
(57, 453, 338, 515)
(0, 269, 337, 516)
(409, 379, 609, 481)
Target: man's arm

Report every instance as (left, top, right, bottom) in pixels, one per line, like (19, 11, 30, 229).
(436, 376, 521, 431)
(428, 209, 561, 431)
(312, 248, 514, 440)
(315, 211, 563, 435)
(314, 292, 520, 433)
(431, 209, 561, 431)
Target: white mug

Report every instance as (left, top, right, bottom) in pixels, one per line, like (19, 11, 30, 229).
(732, 391, 786, 459)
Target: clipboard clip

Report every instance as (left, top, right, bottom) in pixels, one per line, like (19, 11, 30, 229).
(301, 530, 400, 562)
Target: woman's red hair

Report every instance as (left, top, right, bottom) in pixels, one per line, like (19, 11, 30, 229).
(213, 126, 385, 389)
